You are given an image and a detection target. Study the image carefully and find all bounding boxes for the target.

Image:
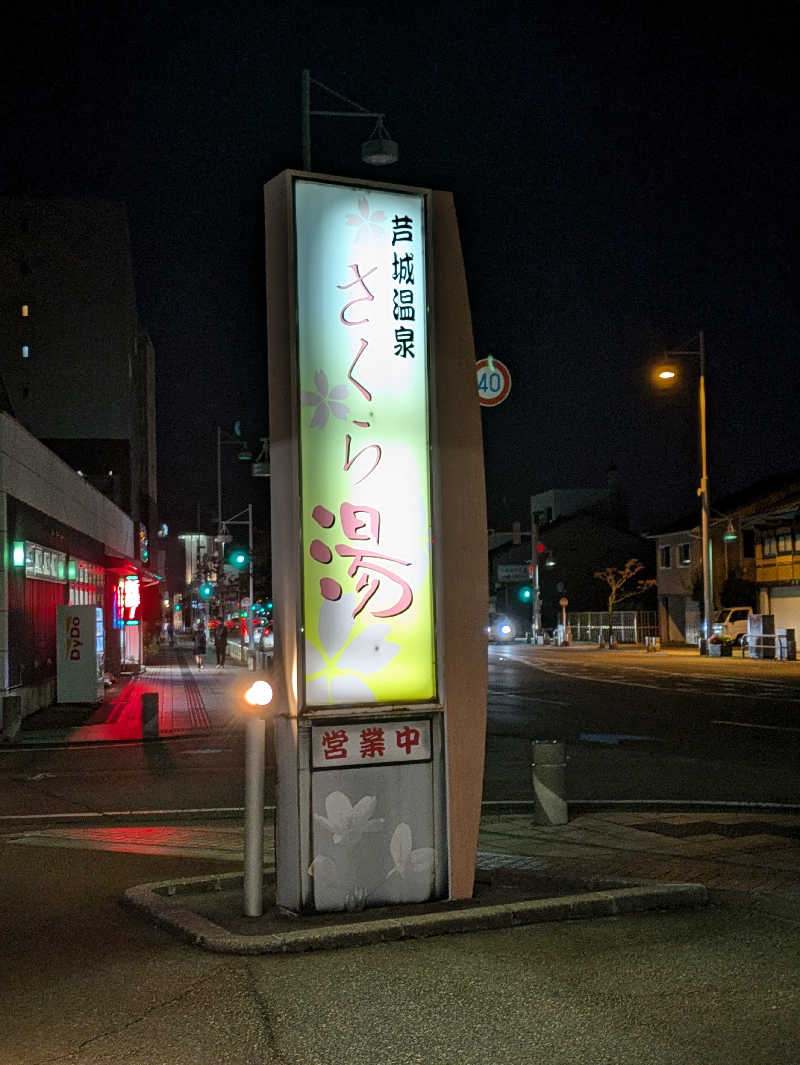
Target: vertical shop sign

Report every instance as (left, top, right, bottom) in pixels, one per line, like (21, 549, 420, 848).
(294, 180, 436, 707)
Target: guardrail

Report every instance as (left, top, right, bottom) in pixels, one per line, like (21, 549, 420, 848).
(227, 639, 274, 671)
(740, 632, 797, 661)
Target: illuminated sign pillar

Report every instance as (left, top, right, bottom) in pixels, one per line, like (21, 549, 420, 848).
(265, 172, 487, 913)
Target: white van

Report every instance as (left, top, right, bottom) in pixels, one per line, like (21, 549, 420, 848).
(712, 606, 753, 645)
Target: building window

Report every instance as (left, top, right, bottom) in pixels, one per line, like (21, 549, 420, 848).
(660, 545, 671, 569)
(777, 531, 793, 554)
(762, 535, 777, 558)
(21, 304, 30, 317)
(21, 345, 30, 358)
(678, 543, 691, 566)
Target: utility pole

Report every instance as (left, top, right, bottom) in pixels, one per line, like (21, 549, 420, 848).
(530, 503, 541, 641)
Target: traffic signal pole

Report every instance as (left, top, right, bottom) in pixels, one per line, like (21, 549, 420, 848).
(530, 504, 541, 641)
(247, 502, 254, 664)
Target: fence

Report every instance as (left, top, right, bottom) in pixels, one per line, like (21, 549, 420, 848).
(567, 611, 659, 645)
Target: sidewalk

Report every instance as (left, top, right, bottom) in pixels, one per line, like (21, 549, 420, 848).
(9, 805, 798, 954)
(17, 641, 251, 744)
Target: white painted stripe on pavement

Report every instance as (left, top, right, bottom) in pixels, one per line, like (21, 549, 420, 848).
(712, 719, 800, 733)
(503, 653, 800, 701)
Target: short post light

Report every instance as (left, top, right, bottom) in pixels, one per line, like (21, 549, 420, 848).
(242, 679, 273, 917)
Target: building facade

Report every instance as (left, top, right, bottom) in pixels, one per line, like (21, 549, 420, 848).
(651, 474, 800, 644)
(1, 415, 159, 735)
(0, 197, 158, 541)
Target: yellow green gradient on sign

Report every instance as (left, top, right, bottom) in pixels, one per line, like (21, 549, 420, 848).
(294, 179, 436, 707)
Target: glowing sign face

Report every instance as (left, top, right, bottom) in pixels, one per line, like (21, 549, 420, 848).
(115, 575, 141, 626)
(295, 179, 436, 707)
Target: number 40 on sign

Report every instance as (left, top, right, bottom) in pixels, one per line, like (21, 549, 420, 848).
(476, 356, 512, 407)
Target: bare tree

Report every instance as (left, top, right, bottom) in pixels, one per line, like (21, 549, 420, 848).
(594, 558, 657, 619)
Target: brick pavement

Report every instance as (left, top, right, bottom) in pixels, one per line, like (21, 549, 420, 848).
(18, 643, 251, 744)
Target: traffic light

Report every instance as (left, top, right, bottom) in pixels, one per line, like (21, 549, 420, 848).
(199, 583, 214, 599)
(518, 586, 532, 602)
(227, 546, 250, 569)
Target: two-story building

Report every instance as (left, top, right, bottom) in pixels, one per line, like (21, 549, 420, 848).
(650, 472, 800, 644)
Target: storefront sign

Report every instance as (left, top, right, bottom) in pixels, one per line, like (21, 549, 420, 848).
(294, 179, 436, 708)
(311, 719, 432, 768)
(22, 541, 66, 581)
(114, 574, 141, 626)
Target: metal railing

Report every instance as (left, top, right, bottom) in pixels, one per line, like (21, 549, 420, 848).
(740, 633, 797, 661)
(567, 611, 659, 645)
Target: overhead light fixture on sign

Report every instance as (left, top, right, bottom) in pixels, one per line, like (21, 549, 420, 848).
(302, 69, 399, 170)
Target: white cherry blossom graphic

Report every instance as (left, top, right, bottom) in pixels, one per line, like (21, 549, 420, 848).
(313, 790, 384, 846)
(305, 594, 401, 704)
(387, 822, 435, 880)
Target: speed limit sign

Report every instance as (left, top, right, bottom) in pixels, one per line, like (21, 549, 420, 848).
(476, 356, 512, 407)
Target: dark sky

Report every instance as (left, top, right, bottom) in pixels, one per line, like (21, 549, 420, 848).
(3, 2, 798, 534)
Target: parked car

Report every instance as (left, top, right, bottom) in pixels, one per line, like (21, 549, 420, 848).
(711, 606, 753, 645)
(254, 623, 274, 651)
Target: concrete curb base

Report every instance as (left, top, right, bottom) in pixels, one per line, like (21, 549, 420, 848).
(122, 870, 708, 955)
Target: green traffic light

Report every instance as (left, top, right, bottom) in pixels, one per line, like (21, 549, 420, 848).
(199, 583, 213, 599)
(518, 586, 532, 602)
(228, 548, 249, 569)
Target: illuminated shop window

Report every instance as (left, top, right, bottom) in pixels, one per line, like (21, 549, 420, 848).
(21, 304, 30, 317)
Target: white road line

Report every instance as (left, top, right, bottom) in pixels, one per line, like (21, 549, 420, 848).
(712, 719, 800, 733)
(0, 805, 272, 824)
(487, 689, 571, 707)
(503, 654, 800, 701)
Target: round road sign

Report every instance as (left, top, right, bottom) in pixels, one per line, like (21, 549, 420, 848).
(476, 356, 512, 407)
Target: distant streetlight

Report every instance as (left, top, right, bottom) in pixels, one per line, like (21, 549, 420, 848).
(301, 69, 399, 171)
(653, 331, 712, 643)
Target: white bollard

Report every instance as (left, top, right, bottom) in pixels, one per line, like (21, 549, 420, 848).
(531, 740, 567, 825)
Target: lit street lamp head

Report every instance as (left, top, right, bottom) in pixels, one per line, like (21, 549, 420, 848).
(244, 680, 273, 710)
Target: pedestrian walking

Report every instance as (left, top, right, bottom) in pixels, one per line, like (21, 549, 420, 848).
(214, 622, 228, 669)
(193, 622, 207, 669)
(166, 620, 175, 648)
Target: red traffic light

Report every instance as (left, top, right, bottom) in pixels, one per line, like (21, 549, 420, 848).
(536, 542, 546, 554)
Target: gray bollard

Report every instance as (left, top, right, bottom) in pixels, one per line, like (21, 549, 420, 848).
(531, 740, 567, 825)
(142, 692, 159, 739)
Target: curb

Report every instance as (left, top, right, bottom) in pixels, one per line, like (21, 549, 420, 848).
(122, 869, 708, 955)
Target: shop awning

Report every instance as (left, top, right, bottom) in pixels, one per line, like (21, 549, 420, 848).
(104, 554, 163, 586)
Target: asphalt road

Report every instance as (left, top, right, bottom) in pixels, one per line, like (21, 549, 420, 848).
(485, 645, 800, 805)
(1, 646, 798, 826)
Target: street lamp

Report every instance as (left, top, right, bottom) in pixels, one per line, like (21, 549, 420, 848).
(301, 68, 399, 171)
(216, 425, 253, 536)
(653, 331, 712, 643)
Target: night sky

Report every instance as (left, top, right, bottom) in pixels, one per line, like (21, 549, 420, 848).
(3, 3, 798, 535)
